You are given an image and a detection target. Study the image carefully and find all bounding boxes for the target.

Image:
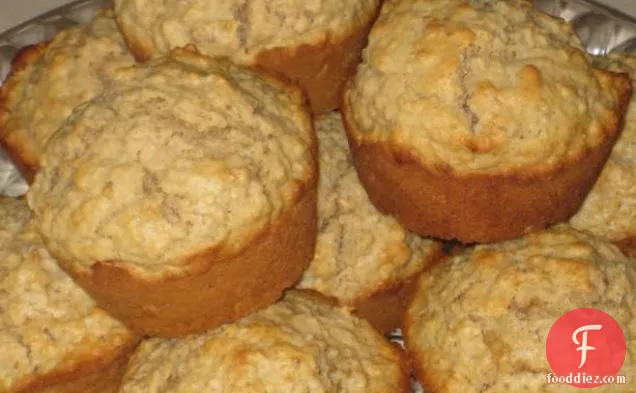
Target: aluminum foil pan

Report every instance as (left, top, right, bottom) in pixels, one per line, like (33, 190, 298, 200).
(0, 0, 635, 391)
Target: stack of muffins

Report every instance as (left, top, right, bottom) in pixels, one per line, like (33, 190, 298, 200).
(0, 0, 634, 392)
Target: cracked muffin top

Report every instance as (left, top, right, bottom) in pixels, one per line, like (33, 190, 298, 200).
(113, 0, 379, 62)
(0, 9, 135, 177)
(344, 0, 630, 174)
(118, 290, 408, 393)
(297, 112, 441, 304)
(0, 197, 135, 393)
(26, 48, 315, 277)
(570, 53, 636, 249)
(404, 224, 636, 393)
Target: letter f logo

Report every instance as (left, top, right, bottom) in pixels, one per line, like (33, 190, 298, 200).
(546, 308, 626, 388)
(572, 324, 603, 368)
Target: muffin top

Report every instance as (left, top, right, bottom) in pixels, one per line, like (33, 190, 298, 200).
(405, 225, 636, 393)
(0, 197, 30, 248)
(119, 290, 408, 393)
(297, 113, 441, 304)
(570, 53, 636, 245)
(0, 9, 135, 170)
(0, 198, 135, 392)
(344, 0, 630, 174)
(113, 0, 380, 62)
(26, 48, 315, 277)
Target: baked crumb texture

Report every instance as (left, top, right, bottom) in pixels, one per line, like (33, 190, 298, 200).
(0, 9, 135, 183)
(343, 0, 632, 243)
(26, 48, 318, 337)
(0, 197, 137, 393)
(404, 224, 636, 393)
(119, 290, 410, 393)
(113, 0, 382, 114)
(570, 53, 636, 257)
(297, 112, 444, 333)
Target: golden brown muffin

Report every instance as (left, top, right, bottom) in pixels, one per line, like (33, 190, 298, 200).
(570, 53, 636, 257)
(0, 10, 136, 183)
(26, 48, 318, 337)
(0, 198, 30, 248)
(404, 225, 636, 393)
(112, 0, 381, 114)
(0, 197, 138, 393)
(119, 290, 410, 393)
(342, 0, 631, 243)
(296, 112, 445, 333)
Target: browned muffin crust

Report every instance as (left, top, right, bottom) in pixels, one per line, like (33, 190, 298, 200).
(124, 18, 378, 115)
(0, 10, 135, 184)
(354, 274, 423, 334)
(342, 92, 630, 243)
(615, 236, 636, 257)
(341, 0, 633, 243)
(403, 225, 636, 393)
(252, 12, 378, 114)
(357, 241, 464, 333)
(12, 340, 138, 393)
(0, 197, 139, 393)
(0, 43, 47, 183)
(569, 53, 636, 256)
(296, 112, 446, 334)
(53, 184, 317, 337)
(114, 0, 380, 114)
(26, 49, 319, 337)
(118, 289, 411, 393)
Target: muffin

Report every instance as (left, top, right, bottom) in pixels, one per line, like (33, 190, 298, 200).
(342, 0, 632, 243)
(0, 197, 138, 393)
(0, 9, 136, 183)
(570, 53, 636, 257)
(26, 48, 318, 337)
(296, 112, 445, 333)
(118, 290, 409, 393)
(112, 0, 381, 114)
(404, 225, 636, 393)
